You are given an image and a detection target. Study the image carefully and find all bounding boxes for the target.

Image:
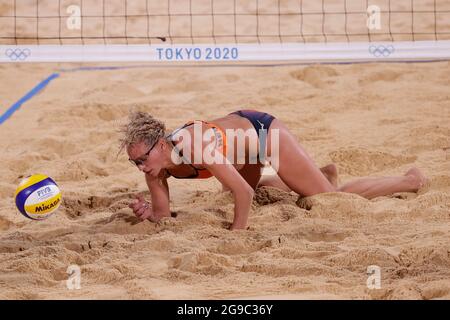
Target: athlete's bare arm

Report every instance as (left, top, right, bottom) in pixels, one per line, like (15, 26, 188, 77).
(201, 150, 254, 230)
(129, 171, 171, 222)
(146, 172, 171, 217)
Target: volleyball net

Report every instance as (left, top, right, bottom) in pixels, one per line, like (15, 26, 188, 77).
(1, 0, 450, 62)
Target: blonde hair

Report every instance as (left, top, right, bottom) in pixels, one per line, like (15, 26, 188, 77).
(119, 111, 166, 153)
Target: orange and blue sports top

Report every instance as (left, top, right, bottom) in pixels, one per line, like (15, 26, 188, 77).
(165, 110, 276, 180)
(165, 120, 227, 179)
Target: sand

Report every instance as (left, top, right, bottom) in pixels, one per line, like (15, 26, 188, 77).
(0, 60, 449, 300)
(1, 0, 450, 300)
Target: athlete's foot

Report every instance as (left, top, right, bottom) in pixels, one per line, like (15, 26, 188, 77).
(404, 167, 428, 191)
(320, 163, 338, 188)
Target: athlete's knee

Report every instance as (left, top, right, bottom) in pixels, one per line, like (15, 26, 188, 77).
(322, 184, 337, 193)
(258, 175, 292, 192)
(315, 182, 336, 194)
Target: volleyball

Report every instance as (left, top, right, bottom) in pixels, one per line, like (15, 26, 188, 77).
(14, 174, 62, 220)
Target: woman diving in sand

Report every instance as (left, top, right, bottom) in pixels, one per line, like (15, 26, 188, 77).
(122, 110, 427, 230)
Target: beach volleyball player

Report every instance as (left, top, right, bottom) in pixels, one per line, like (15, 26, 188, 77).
(123, 110, 427, 230)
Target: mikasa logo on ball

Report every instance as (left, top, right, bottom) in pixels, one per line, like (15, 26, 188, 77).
(35, 198, 61, 213)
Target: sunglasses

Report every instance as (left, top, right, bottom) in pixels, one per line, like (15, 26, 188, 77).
(128, 141, 157, 167)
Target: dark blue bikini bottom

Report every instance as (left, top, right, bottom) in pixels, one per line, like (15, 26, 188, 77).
(229, 109, 276, 164)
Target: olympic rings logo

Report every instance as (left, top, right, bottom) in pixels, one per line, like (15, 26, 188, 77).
(5, 48, 31, 61)
(369, 45, 395, 57)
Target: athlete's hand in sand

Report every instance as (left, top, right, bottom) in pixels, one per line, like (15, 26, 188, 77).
(129, 195, 159, 222)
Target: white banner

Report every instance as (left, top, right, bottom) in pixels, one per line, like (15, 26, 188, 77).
(1, 41, 450, 63)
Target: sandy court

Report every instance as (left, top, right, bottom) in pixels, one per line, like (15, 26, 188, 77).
(1, 0, 450, 300)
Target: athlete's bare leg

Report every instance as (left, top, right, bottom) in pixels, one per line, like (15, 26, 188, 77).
(266, 119, 428, 199)
(337, 167, 428, 199)
(257, 163, 338, 192)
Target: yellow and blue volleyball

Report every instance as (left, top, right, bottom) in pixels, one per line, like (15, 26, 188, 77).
(14, 174, 62, 220)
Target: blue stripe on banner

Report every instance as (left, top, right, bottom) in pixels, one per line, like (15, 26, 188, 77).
(15, 177, 56, 218)
(0, 73, 60, 125)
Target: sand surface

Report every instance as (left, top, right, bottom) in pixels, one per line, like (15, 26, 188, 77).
(0, 60, 449, 300)
(0, 0, 450, 300)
